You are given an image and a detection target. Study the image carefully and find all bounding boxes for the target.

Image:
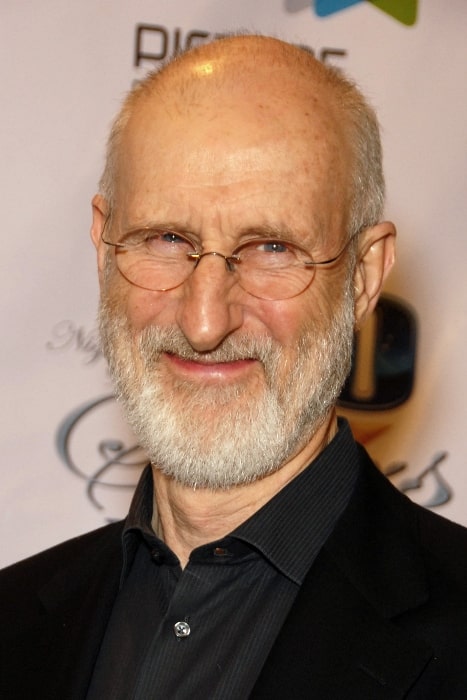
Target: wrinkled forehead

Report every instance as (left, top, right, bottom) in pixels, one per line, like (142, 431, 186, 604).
(112, 49, 353, 234)
(124, 70, 348, 161)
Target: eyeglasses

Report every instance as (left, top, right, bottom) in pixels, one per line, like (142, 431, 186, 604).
(101, 224, 357, 301)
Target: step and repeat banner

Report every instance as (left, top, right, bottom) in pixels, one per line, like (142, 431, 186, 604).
(1, 1, 466, 567)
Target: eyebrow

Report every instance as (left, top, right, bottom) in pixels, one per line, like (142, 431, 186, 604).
(122, 220, 191, 233)
(236, 223, 306, 241)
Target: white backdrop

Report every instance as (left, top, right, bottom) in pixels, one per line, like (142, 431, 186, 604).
(1, 1, 466, 568)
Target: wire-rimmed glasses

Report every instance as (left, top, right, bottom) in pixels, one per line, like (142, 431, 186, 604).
(101, 223, 357, 301)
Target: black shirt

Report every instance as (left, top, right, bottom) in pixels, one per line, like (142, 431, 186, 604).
(87, 420, 360, 699)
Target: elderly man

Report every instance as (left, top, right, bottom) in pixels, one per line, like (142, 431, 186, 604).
(2, 34, 467, 699)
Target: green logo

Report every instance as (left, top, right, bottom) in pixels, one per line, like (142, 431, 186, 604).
(312, 0, 418, 26)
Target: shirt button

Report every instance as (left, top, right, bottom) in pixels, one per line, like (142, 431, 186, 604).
(150, 548, 164, 563)
(174, 621, 191, 638)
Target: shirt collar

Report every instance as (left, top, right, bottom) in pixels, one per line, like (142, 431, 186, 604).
(122, 419, 360, 586)
(232, 419, 360, 584)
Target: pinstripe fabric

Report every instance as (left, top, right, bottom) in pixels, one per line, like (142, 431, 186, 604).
(87, 420, 359, 699)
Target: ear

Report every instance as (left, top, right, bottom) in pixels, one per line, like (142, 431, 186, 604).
(353, 221, 396, 329)
(90, 194, 109, 283)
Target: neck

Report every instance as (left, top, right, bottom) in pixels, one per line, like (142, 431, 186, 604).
(151, 411, 337, 568)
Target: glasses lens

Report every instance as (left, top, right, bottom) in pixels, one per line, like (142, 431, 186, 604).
(235, 239, 316, 300)
(110, 232, 317, 300)
(116, 231, 196, 291)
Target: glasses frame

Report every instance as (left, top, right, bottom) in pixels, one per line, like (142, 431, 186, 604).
(101, 219, 360, 300)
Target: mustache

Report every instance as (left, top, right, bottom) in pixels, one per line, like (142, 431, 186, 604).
(137, 326, 279, 366)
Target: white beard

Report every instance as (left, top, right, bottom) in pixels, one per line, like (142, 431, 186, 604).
(99, 284, 354, 490)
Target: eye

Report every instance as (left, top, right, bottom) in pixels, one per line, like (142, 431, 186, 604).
(123, 228, 194, 254)
(242, 239, 299, 261)
(137, 230, 195, 255)
(256, 240, 290, 254)
(122, 228, 191, 245)
(158, 231, 190, 245)
(236, 238, 308, 269)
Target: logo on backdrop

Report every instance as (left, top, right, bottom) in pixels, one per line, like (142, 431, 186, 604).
(47, 320, 101, 364)
(134, 25, 347, 68)
(284, 0, 418, 26)
(338, 295, 416, 415)
(51, 294, 453, 519)
(56, 395, 147, 522)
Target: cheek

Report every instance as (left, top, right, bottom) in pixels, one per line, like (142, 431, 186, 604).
(102, 272, 175, 331)
(257, 270, 350, 361)
(258, 305, 303, 348)
(102, 266, 349, 346)
(129, 291, 186, 331)
(256, 288, 331, 348)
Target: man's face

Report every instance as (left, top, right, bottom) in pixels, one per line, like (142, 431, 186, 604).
(95, 67, 356, 488)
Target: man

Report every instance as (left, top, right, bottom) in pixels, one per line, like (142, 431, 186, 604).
(2, 34, 467, 699)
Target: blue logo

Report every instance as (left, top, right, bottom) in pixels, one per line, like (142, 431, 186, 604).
(285, 0, 418, 26)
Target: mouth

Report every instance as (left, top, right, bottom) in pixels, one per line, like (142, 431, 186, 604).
(163, 351, 258, 381)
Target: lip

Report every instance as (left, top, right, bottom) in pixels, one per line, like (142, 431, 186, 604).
(163, 352, 258, 381)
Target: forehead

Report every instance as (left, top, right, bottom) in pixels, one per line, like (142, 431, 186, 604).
(113, 62, 352, 240)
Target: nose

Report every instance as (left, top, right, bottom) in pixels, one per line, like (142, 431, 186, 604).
(176, 253, 244, 352)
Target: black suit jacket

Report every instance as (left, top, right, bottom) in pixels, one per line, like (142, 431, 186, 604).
(2, 447, 467, 699)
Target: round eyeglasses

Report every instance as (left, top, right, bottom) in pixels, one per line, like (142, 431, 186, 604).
(101, 224, 357, 301)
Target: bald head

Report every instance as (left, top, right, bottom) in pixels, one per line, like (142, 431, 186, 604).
(99, 34, 384, 237)
(128, 35, 339, 107)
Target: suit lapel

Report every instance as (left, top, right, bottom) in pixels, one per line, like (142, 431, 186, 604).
(36, 523, 123, 700)
(252, 449, 434, 699)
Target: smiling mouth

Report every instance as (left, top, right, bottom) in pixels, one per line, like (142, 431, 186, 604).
(163, 351, 258, 378)
(164, 348, 257, 364)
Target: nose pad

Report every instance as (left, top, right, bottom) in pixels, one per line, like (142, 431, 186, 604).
(188, 250, 240, 274)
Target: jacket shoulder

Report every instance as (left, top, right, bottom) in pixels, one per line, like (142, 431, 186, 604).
(362, 446, 467, 579)
(0, 520, 124, 597)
